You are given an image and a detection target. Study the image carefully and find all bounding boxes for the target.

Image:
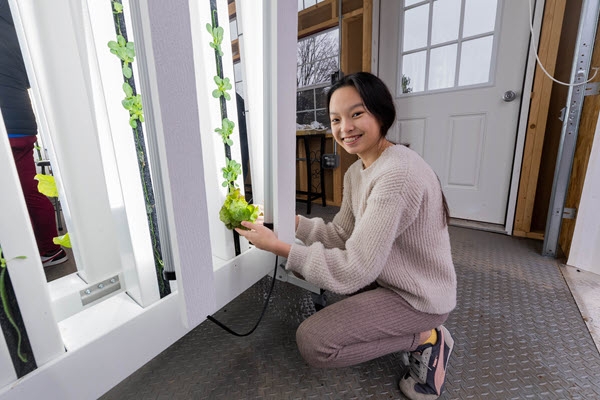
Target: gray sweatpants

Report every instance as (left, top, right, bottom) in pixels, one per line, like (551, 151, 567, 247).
(296, 286, 448, 368)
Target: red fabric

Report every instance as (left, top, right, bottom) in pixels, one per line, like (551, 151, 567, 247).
(9, 135, 59, 255)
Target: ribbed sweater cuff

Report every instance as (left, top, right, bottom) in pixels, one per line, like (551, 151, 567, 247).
(295, 215, 312, 243)
(286, 244, 309, 276)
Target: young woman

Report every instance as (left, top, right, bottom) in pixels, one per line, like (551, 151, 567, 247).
(236, 72, 457, 400)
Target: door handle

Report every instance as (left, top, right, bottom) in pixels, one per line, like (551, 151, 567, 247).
(502, 90, 517, 102)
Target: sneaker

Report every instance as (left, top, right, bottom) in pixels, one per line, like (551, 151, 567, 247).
(399, 325, 454, 400)
(41, 248, 68, 267)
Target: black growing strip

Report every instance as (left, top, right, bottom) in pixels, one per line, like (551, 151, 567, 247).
(209, 0, 241, 256)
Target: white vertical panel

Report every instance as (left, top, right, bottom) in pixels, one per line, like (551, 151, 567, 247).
(269, 0, 298, 244)
(446, 114, 485, 187)
(0, 114, 64, 369)
(142, 0, 216, 328)
(83, 0, 160, 307)
(568, 116, 600, 274)
(0, 329, 16, 388)
(10, 0, 123, 284)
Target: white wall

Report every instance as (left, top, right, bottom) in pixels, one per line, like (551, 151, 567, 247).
(568, 115, 600, 274)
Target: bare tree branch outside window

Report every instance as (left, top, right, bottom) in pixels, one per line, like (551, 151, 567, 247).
(297, 28, 339, 88)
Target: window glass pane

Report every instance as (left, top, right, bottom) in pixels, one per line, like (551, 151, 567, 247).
(297, 111, 315, 125)
(298, 0, 303, 12)
(315, 109, 329, 127)
(403, 4, 429, 52)
(459, 36, 494, 86)
(229, 19, 238, 41)
(401, 51, 426, 93)
(428, 44, 457, 90)
(297, 89, 314, 111)
(431, 0, 461, 45)
(404, 0, 422, 7)
(297, 29, 339, 88)
(315, 86, 329, 109)
(304, 0, 316, 9)
(463, 0, 498, 37)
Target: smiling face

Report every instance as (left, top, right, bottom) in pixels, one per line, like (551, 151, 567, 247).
(329, 85, 388, 168)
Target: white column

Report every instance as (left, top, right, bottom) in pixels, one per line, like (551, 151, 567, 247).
(0, 116, 64, 372)
(10, 0, 123, 284)
(137, 0, 217, 328)
(82, 0, 160, 307)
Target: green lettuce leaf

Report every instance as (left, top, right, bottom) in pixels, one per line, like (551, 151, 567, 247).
(219, 189, 260, 230)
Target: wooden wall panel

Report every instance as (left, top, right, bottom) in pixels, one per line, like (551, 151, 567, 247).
(513, 0, 567, 238)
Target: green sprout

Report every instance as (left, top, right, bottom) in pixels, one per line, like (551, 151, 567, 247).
(222, 158, 242, 189)
(107, 35, 135, 79)
(215, 118, 235, 146)
(206, 22, 224, 56)
(212, 76, 232, 100)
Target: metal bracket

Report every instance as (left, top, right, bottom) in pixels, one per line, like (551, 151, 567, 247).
(584, 82, 600, 96)
(80, 275, 121, 306)
(562, 207, 577, 220)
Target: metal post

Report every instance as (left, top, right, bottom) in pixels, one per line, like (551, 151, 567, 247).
(542, 0, 600, 256)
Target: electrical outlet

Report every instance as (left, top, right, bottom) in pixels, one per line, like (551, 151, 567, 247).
(322, 154, 340, 169)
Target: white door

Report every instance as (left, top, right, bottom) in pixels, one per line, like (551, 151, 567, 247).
(378, 0, 531, 224)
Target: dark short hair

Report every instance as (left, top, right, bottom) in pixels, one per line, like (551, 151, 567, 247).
(326, 72, 396, 138)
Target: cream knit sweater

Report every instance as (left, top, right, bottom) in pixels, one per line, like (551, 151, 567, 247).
(286, 145, 457, 315)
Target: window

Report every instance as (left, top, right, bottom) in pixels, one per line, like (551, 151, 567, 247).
(298, 0, 326, 12)
(296, 28, 339, 126)
(400, 0, 499, 94)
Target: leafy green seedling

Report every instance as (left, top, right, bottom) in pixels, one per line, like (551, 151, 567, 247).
(212, 76, 232, 100)
(215, 118, 235, 146)
(108, 35, 135, 79)
(222, 158, 242, 189)
(206, 23, 224, 56)
(122, 83, 144, 128)
(112, 1, 123, 14)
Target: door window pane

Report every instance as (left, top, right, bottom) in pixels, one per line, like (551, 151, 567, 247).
(402, 51, 427, 93)
(428, 44, 457, 90)
(463, 0, 498, 37)
(431, 0, 461, 45)
(459, 36, 494, 86)
(403, 4, 429, 52)
(398, 0, 499, 94)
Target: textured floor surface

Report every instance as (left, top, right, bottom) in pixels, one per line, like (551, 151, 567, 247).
(101, 204, 600, 399)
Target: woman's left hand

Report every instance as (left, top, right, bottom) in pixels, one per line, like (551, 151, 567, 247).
(235, 221, 291, 257)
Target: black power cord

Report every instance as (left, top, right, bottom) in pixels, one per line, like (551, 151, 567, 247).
(206, 255, 279, 337)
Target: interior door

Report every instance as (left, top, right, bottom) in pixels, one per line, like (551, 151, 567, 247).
(378, 0, 531, 224)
